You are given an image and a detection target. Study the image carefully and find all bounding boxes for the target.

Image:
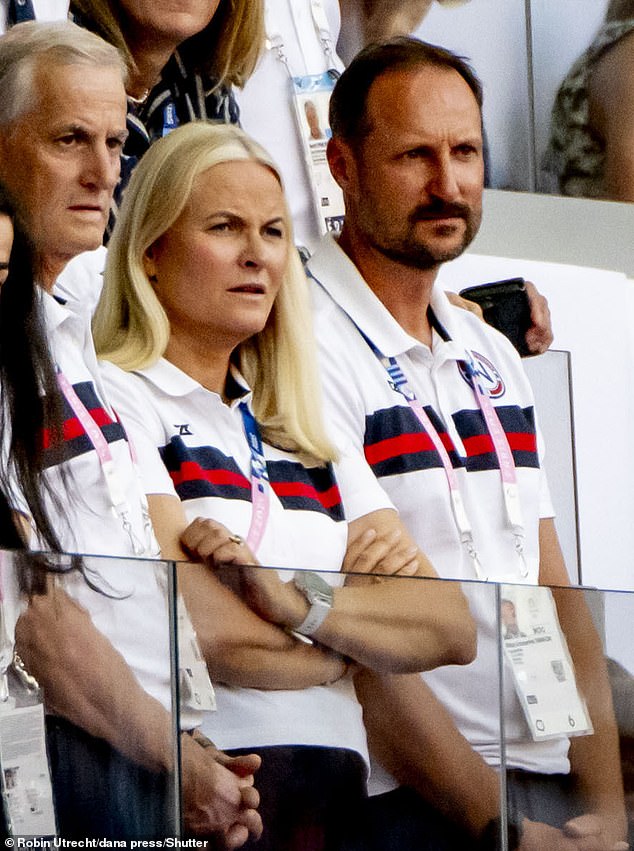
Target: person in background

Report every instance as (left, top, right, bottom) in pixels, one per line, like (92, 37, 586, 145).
(238, 0, 433, 255)
(545, 0, 634, 202)
(0, 21, 261, 843)
(0, 0, 67, 33)
(0, 2, 264, 308)
(0, 182, 52, 553)
(337, 0, 472, 62)
(70, 0, 264, 231)
(93, 120, 476, 850)
(308, 37, 628, 850)
(237, 0, 552, 355)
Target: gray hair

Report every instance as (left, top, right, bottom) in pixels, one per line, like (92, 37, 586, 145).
(0, 20, 127, 127)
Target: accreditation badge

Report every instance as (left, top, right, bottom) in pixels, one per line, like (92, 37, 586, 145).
(292, 72, 345, 237)
(500, 584, 592, 740)
(0, 702, 57, 837)
(0, 561, 56, 837)
(177, 594, 216, 713)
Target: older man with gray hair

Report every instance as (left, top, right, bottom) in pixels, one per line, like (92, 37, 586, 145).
(0, 20, 261, 844)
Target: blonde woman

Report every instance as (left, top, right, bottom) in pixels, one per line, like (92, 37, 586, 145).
(94, 122, 475, 850)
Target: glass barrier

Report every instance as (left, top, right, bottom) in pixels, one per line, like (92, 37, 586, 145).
(498, 582, 634, 850)
(0, 551, 180, 840)
(5, 554, 631, 848)
(176, 562, 505, 850)
(523, 351, 579, 583)
(175, 563, 633, 850)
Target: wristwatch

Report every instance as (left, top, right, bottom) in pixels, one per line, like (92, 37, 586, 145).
(293, 571, 334, 637)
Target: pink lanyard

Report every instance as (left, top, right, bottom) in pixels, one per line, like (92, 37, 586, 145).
(238, 402, 270, 554)
(463, 353, 528, 577)
(56, 370, 158, 558)
(308, 269, 528, 579)
(377, 352, 528, 580)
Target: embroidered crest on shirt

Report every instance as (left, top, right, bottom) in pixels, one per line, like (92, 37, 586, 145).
(458, 351, 506, 398)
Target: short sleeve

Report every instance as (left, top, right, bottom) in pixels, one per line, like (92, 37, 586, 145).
(333, 444, 395, 522)
(100, 361, 177, 498)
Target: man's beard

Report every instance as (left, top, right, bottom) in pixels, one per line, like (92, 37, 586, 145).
(372, 200, 480, 271)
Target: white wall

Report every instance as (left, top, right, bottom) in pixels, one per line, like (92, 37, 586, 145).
(413, 0, 531, 190)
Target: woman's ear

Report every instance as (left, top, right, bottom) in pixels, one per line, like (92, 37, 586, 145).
(143, 246, 157, 282)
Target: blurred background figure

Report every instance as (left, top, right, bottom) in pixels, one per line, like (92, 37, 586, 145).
(70, 0, 264, 227)
(237, 0, 434, 253)
(0, 0, 67, 33)
(545, 0, 634, 201)
(338, 0, 471, 63)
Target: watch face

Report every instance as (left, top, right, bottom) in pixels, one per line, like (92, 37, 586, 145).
(295, 570, 333, 603)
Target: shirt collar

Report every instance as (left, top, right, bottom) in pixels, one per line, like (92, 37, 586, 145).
(137, 357, 252, 405)
(42, 286, 75, 333)
(308, 234, 466, 362)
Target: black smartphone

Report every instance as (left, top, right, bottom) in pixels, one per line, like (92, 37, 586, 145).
(459, 278, 532, 357)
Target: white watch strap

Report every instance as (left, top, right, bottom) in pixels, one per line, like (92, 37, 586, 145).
(295, 597, 331, 636)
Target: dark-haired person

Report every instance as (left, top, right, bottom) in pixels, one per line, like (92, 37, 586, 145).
(308, 37, 628, 850)
(0, 191, 12, 286)
(238, 0, 552, 356)
(0, 184, 33, 551)
(0, 182, 69, 558)
(0, 21, 261, 843)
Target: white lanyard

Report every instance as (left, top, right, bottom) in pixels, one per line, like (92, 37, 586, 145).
(265, 0, 337, 73)
(56, 370, 159, 558)
(238, 402, 271, 554)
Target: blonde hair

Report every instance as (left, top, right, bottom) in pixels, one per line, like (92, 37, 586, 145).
(93, 122, 337, 464)
(70, 0, 264, 88)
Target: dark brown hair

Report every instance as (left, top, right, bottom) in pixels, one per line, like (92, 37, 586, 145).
(329, 36, 483, 146)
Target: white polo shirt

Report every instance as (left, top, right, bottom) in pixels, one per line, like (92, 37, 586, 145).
(307, 235, 570, 789)
(101, 356, 395, 763)
(33, 290, 199, 727)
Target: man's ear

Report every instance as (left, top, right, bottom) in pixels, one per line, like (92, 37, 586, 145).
(327, 136, 356, 192)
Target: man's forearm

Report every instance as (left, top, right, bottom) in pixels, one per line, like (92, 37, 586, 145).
(540, 520, 628, 842)
(354, 669, 500, 836)
(552, 586, 628, 842)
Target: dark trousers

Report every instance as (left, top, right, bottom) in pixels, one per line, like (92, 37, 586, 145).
(46, 716, 175, 839)
(226, 745, 368, 851)
(340, 771, 585, 851)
